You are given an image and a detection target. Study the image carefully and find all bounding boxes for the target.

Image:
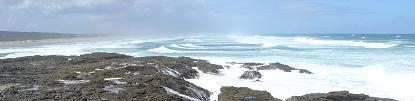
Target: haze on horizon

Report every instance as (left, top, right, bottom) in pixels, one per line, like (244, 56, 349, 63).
(0, 0, 414, 35)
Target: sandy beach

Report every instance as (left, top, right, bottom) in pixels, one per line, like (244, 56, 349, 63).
(0, 35, 110, 48)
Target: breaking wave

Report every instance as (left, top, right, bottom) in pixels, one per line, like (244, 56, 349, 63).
(293, 37, 398, 48)
(170, 44, 204, 49)
(147, 46, 179, 53)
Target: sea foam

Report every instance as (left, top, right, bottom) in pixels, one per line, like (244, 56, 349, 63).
(293, 37, 398, 48)
(147, 46, 179, 53)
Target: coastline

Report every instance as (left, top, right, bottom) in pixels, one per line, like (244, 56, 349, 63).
(0, 35, 111, 48)
(0, 52, 398, 101)
(0, 34, 414, 101)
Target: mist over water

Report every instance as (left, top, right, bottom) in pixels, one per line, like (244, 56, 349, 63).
(1, 34, 415, 100)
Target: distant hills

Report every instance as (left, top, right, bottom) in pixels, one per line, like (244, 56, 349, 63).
(0, 31, 86, 41)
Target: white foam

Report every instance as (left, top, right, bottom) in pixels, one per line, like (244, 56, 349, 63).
(180, 43, 203, 48)
(104, 78, 123, 81)
(294, 37, 352, 45)
(147, 45, 219, 54)
(351, 42, 398, 48)
(57, 79, 90, 84)
(353, 63, 415, 101)
(184, 38, 203, 42)
(0, 44, 89, 59)
(163, 86, 201, 101)
(293, 37, 398, 48)
(171, 44, 188, 49)
(171, 43, 203, 49)
(186, 58, 415, 101)
(147, 46, 179, 53)
(230, 35, 292, 47)
(231, 35, 399, 49)
(160, 68, 180, 77)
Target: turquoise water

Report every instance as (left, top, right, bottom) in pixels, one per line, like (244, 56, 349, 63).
(2, 34, 415, 73)
(81, 34, 415, 69)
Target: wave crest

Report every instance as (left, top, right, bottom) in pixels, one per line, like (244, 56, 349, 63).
(293, 37, 398, 48)
(147, 46, 178, 53)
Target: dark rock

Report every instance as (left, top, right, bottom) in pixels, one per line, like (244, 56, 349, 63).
(298, 69, 313, 74)
(195, 60, 224, 74)
(257, 62, 313, 74)
(257, 62, 295, 72)
(241, 63, 265, 70)
(218, 86, 282, 101)
(69, 52, 131, 64)
(0, 52, 215, 101)
(230, 62, 312, 74)
(239, 71, 262, 79)
(139, 56, 223, 75)
(287, 91, 397, 101)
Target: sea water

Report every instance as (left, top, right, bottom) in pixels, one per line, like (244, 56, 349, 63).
(1, 34, 414, 100)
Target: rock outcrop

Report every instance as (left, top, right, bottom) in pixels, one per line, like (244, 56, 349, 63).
(239, 71, 262, 79)
(257, 62, 313, 74)
(218, 86, 282, 101)
(240, 63, 265, 70)
(228, 62, 312, 74)
(286, 91, 397, 101)
(0, 53, 397, 101)
(219, 87, 397, 101)
(0, 52, 218, 101)
(229, 62, 313, 74)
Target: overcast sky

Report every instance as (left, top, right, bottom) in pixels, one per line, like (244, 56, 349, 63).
(0, 0, 414, 35)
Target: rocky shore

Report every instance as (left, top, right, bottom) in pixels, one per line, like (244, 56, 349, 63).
(218, 87, 396, 101)
(0, 53, 397, 101)
(0, 52, 214, 100)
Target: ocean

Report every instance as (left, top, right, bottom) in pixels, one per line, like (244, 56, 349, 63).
(1, 34, 414, 100)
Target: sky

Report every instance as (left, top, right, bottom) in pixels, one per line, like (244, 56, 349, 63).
(0, 0, 414, 35)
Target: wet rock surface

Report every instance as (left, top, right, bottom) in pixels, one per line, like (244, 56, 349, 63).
(0, 52, 216, 101)
(0, 52, 397, 101)
(239, 71, 262, 80)
(231, 62, 313, 74)
(286, 91, 397, 101)
(219, 87, 397, 101)
(218, 86, 282, 101)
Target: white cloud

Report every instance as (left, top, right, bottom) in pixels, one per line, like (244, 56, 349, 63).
(2, 0, 120, 14)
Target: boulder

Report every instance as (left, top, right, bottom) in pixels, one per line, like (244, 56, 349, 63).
(298, 69, 313, 74)
(241, 63, 265, 70)
(257, 62, 313, 74)
(287, 91, 397, 101)
(218, 86, 282, 101)
(239, 71, 262, 79)
(257, 62, 295, 72)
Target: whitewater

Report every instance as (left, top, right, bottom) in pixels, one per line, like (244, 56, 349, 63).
(1, 34, 415, 101)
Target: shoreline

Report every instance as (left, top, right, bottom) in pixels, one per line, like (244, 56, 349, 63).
(0, 52, 398, 101)
(0, 35, 111, 48)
